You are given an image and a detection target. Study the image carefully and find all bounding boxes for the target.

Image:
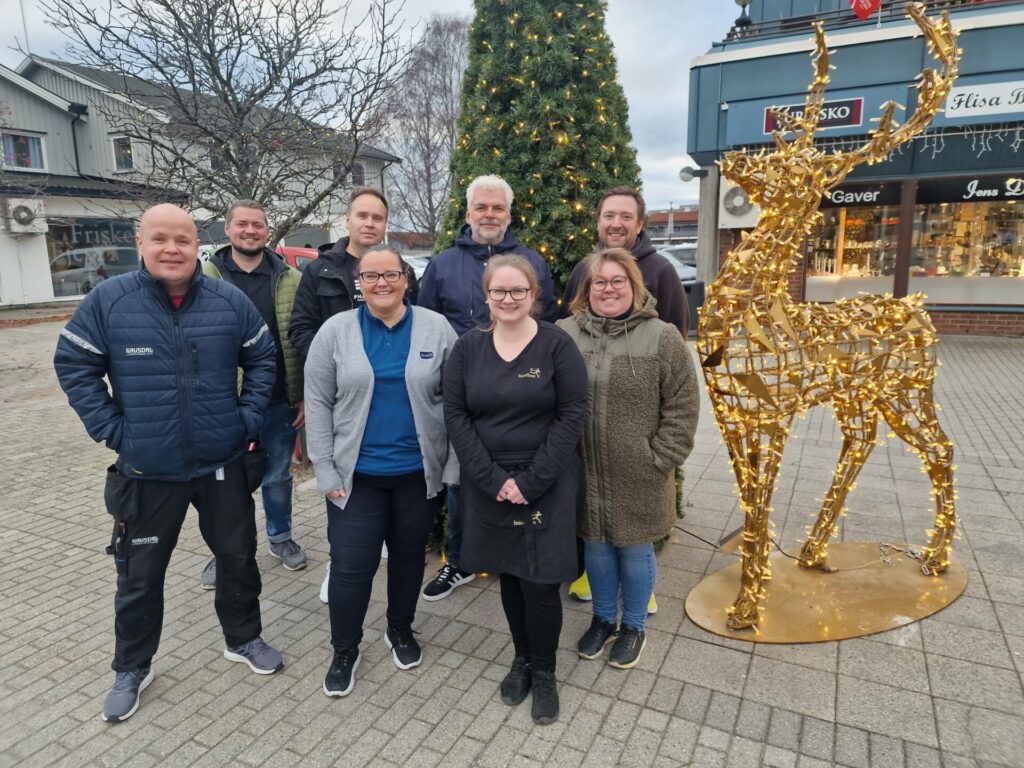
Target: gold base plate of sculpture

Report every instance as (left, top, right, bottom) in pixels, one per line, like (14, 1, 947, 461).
(685, 541, 968, 643)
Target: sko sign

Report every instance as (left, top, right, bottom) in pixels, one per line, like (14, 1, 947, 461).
(764, 98, 864, 134)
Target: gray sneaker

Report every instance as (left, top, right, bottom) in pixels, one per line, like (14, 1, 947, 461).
(223, 637, 284, 674)
(101, 666, 154, 722)
(269, 539, 307, 571)
(200, 556, 216, 590)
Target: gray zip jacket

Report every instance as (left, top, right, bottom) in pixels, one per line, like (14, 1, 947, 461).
(304, 305, 460, 509)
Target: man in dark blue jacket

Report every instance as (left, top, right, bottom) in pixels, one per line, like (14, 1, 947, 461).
(54, 204, 283, 723)
(418, 174, 557, 601)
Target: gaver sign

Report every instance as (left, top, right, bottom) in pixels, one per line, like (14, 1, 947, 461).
(764, 98, 863, 134)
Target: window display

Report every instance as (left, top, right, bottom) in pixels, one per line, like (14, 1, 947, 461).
(805, 205, 898, 301)
(46, 218, 139, 297)
(913, 201, 1022, 278)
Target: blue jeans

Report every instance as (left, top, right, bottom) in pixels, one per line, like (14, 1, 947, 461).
(584, 540, 656, 631)
(259, 400, 297, 544)
(444, 484, 463, 568)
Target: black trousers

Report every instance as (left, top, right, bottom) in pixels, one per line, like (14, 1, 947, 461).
(104, 458, 262, 672)
(326, 470, 438, 651)
(499, 574, 562, 673)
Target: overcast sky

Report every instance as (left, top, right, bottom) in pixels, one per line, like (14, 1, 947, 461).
(1, 0, 740, 208)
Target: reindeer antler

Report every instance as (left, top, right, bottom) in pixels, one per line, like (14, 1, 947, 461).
(828, 3, 960, 177)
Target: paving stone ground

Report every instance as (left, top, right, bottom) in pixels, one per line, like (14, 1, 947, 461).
(1, 320, 1022, 767)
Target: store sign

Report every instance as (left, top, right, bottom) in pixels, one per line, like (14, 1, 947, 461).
(822, 182, 901, 208)
(763, 98, 863, 134)
(917, 174, 1024, 204)
(945, 80, 1024, 120)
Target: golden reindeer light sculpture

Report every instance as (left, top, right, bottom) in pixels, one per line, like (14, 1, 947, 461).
(698, 3, 961, 631)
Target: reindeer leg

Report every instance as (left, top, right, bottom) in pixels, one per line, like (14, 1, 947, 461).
(878, 388, 956, 574)
(725, 416, 792, 630)
(799, 399, 878, 568)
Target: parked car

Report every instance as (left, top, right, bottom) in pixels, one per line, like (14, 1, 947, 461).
(276, 246, 320, 271)
(659, 249, 697, 283)
(49, 246, 139, 296)
(402, 255, 431, 281)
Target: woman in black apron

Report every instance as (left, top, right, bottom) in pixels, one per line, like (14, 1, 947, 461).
(443, 253, 587, 725)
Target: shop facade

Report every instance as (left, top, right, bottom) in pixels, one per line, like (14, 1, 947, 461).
(688, 1, 1024, 335)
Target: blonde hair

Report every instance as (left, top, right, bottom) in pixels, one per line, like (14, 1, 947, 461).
(569, 247, 648, 317)
(481, 254, 542, 329)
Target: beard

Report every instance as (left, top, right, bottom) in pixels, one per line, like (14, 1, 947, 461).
(233, 243, 265, 258)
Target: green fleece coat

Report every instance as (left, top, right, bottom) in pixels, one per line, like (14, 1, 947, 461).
(557, 296, 700, 546)
(203, 249, 303, 405)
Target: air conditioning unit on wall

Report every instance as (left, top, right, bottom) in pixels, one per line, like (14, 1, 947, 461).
(3, 198, 48, 235)
(718, 182, 760, 230)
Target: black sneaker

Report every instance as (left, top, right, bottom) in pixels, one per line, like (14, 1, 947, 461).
(101, 666, 154, 722)
(607, 625, 646, 669)
(530, 669, 559, 725)
(421, 563, 475, 601)
(323, 647, 360, 697)
(577, 617, 619, 660)
(384, 626, 422, 670)
(499, 655, 531, 706)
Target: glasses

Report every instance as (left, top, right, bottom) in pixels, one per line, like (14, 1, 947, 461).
(358, 270, 406, 284)
(487, 287, 530, 301)
(591, 276, 628, 291)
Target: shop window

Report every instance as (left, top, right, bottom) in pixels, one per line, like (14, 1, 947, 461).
(805, 205, 899, 302)
(46, 218, 139, 297)
(2, 132, 45, 171)
(112, 136, 134, 171)
(911, 201, 1023, 304)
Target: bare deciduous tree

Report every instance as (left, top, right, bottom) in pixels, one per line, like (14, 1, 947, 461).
(384, 13, 468, 240)
(40, 0, 409, 244)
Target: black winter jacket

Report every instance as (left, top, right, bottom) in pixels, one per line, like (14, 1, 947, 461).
(54, 263, 276, 481)
(289, 236, 419, 358)
(418, 225, 557, 336)
(560, 230, 690, 335)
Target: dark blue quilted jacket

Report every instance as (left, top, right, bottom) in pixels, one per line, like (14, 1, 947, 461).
(54, 263, 276, 481)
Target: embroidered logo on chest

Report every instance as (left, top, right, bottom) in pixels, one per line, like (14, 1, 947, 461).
(518, 367, 541, 379)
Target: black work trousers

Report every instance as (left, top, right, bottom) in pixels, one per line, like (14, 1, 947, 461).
(104, 458, 262, 672)
(326, 470, 437, 651)
(499, 574, 562, 673)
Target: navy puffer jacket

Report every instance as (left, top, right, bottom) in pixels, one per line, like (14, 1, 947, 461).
(417, 225, 557, 336)
(54, 263, 276, 481)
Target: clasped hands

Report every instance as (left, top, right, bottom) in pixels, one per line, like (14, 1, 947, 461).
(497, 478, 528, 505)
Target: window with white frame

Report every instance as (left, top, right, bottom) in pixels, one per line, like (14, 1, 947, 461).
(112, 136, 134, 171)
(2, 132, 46, 171)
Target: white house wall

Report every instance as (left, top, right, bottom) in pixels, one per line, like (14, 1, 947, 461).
(0, 80, 78, 176)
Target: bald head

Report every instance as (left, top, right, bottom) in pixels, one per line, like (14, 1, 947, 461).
(136, 204, 199, 296)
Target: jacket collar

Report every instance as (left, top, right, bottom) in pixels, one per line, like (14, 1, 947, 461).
(139, 260, 204, 308)
(453, 224, 522, 260)
(575, 293, 658, 338)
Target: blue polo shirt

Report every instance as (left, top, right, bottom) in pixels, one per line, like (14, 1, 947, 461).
(355, 302, 423, 476)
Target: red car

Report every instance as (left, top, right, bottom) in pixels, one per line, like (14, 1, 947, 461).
(276, 246, 320, 271)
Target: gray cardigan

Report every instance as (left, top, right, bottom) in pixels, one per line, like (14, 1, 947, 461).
(304, 305, 460, 509)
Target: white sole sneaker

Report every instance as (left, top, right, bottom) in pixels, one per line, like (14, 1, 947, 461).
(101, 667, 155, 722)
(384, 633, 422, 670)
(323, 653, 360, 698)
(421, 571, 476, 602)
(222, 648, 283, 675)
(319, 563, 330, 604)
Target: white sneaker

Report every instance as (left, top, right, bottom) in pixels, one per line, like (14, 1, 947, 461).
(320, 561, 330, 604)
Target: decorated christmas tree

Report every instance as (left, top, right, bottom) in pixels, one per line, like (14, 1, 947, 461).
(438, 0, 642, 286)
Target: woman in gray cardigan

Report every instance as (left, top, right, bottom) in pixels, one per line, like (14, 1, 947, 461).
(304, 245, 459, 698)
(557, 247, 700, 670)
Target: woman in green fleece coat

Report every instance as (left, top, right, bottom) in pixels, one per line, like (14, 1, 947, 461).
(557, 247, 700, 670)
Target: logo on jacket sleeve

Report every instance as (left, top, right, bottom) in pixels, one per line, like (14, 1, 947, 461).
(420, 351, 435, 359)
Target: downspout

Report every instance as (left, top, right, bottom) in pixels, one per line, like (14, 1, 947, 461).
(67, 102, 88, 176)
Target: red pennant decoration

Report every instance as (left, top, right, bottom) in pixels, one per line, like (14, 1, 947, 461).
(849, 0, 882, 21)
